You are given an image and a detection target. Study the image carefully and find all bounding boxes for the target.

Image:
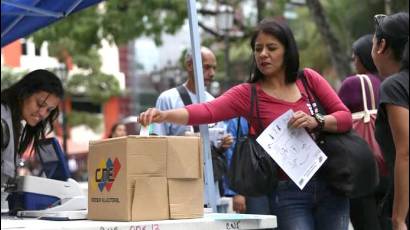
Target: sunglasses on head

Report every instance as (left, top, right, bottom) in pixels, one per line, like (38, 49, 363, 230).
(374, 14, 386, 32)
(374, 14, 408, 41)
(373, 14, 389, 40)
(374, 14, 386, 23)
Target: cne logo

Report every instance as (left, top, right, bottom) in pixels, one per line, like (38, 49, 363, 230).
(95, 157, 121, 192)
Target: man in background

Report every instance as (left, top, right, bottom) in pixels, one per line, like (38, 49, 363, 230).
(153, 46, 233, 212)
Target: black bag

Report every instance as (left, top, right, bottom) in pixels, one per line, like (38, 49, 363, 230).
(300, 73, 379, 198)
(176, 85, 227, 182)
(211, 146, 227, 182)
(1, 118, 10, 151)
(316, 131, 380, 198)
(227, 84, 278, 196)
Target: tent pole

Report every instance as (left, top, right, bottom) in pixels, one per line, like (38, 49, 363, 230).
(186, 0, 217, 212)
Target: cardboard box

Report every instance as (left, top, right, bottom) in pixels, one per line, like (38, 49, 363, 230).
(88, 136, 168, 221)
(131, 177, 169, 221)
(87, 136, 203, 221)
(168, 178, 204, 219)
(166, 136, 202, 179)
(166, 136, 204, 219)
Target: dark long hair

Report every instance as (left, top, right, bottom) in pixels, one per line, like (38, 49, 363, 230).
(352, 34, 378, 74)
(374, 12, 409, 62)
(401, 41, 409, 71)
(248, 18, 300, 84)
(1, 69, 64, 156)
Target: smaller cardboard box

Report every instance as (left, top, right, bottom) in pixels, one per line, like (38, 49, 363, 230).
(166, 136, 202, 179)
(168, 179, 204, 219)
(132, 177, 169, 221)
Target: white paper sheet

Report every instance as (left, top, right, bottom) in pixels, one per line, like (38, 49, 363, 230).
(256, 110, 327, 189)
(208, 127, 226, 147)
(139, 125, 150, 136)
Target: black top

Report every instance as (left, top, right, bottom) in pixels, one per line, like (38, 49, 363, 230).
(375, 70, 409, 173)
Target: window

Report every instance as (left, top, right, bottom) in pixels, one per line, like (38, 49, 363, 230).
(35, 46, 40, 56)
(21, 42, 27, 55)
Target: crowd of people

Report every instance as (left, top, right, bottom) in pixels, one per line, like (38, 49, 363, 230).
(1, 11, 409, 230)
(139, 12, 409, 230)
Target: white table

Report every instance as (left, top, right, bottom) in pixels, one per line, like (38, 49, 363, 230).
(1, 213, 277, 230)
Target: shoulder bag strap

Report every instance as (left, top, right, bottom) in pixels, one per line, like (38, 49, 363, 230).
(176, 85, 200, 132)
(236, 118, 242, 139)
(357, 75, 369, 113)
(252, 84, 264, 134)
(236, 84, 264, 137)
(299, 70, 327, 115)
(299, 71, 317, 115)
(355, 74, 376, 123)
(236, 84, 255, 138)
(357, 74, 376, 110)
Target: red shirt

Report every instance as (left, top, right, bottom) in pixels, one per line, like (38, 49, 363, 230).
(186, 68, 352, 133)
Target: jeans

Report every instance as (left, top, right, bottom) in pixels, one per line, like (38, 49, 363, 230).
(246, 195, 275, 230)
(272, 178, 349, 230)
(246, 195, 274, 215)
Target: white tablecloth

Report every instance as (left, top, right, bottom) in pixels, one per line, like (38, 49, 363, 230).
(1, 213, 277, 230)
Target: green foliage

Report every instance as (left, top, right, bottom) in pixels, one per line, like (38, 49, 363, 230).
(30, 0, 189, 109)
(32, 7, 101, 60)
(67, 111, 102, 131)
(28, 0, 409, 88)
(391, 0, 409, 11)
(1, 67, 27, 90)
(30, 1, 195, 56)
(323, 0, 385, 51)
(286, 0, 389, 78)
(66, 71, 121, 104)
(72, 48, 102, 70)
(99, 0, 187, 46)
(290, 8, 330, 71)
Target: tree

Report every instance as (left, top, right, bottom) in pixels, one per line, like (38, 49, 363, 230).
(33, 1, 188, 52)
(66, 72, 121, 104)
(256, 0, 267, 22)
(0, 67, 26, 90)
(305, 0, 352, 79)
(31, 0, 407, 85)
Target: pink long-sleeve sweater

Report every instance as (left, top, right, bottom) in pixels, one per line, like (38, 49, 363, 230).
(186, 68, 352, 133)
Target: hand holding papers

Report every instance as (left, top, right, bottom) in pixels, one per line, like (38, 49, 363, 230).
(256, 110, 327, 189)
(208, 127, 226, 147)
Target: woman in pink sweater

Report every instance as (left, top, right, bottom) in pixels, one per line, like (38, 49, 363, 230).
(140, 18, 351, 230)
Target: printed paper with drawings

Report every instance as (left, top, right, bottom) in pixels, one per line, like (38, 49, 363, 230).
(256, 109, 327, 189)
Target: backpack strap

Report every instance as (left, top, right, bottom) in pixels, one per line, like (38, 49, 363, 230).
(176, 85, 200, 132)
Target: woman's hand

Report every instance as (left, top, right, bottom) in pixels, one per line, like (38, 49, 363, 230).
(233, 194, 246, 213)
(288, 111, 318, 131)
(220, 134, 234, 149)
(392, 220, 408, 230)
(139, 107, 189, 127)
(139, 108, 166, 126)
